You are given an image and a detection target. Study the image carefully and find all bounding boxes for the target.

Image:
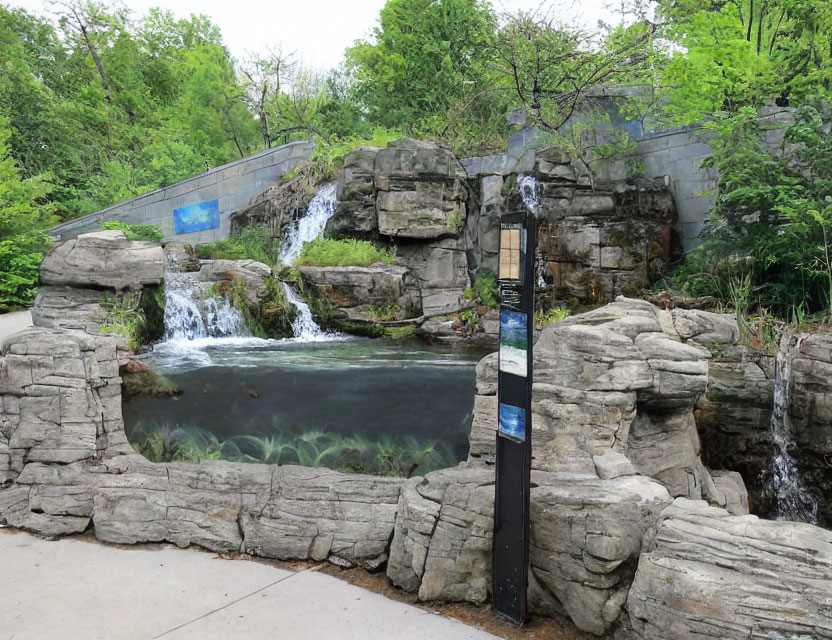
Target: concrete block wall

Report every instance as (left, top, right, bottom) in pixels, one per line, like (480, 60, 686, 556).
(49, 140, 314, 244)
(635, 106, 795, 252)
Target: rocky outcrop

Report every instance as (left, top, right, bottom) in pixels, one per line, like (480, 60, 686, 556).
(297, 264, 419, 317)
(327, 139, 471, 317)
(534, 174, 678, 303)
(39, 230, 165, 292)
(32, 230, 165, 340)
(386, 463, 672, 636)
(31, 287, 111, 333)
(626, 498, 832, 639)
(0, 328, 131, 489)
(470, 299, 726, 503)
(195, 259, 273, 307)
(789, 331, 832, 526)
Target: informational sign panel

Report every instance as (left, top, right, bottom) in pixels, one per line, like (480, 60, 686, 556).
(173, 200, 220, 235)
(493, 211, 535, 624)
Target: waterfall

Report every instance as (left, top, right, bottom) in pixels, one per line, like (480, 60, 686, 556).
(518, 174, 540, 216)
(769, 335, 819, 523)
(518, 174, 546, 288)
(163, 267, 246, 342)
(278, 182, 338, 341)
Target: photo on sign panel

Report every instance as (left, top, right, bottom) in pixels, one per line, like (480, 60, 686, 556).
(499, 309, 527, 377)
(498, 402, 526, 442)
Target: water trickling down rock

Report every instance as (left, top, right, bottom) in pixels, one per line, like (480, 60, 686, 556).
(278, 183, 338, 342)
(770, 335, 820, 523)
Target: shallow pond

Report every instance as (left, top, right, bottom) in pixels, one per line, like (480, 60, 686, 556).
(124, 337, 487, 475)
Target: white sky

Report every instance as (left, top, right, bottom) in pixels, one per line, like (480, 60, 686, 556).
(8, 0, 624, 70)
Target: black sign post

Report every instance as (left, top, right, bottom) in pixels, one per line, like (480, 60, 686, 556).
(492, 210, 535, 624)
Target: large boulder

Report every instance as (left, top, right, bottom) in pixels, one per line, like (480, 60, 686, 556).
(297, 264, 419, 314)
(39, 230, 164, 292)
(470, 298, 724, 503)
(386, 464, 672, 636)
(626, 498, 832, 640)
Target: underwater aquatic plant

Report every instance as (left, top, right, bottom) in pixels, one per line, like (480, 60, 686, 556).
(129, 421, 459, 476)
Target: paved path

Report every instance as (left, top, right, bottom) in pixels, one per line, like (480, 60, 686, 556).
(0, 529, 497, 640)
(0, 310, 32, 342)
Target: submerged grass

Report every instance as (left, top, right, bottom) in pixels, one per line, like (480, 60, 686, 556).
(130, 422, 458, 477)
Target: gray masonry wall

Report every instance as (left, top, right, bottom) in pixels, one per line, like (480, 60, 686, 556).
(636, 106, 795, 252)
(49, 140, 314, 244)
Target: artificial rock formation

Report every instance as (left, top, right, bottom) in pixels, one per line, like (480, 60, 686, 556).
(32, 230, 165, 335)
(626, 498, 832, 640)
(4, 293, 832, 639)
(298, 264, 420, 321)
(322, 139, 471, 317)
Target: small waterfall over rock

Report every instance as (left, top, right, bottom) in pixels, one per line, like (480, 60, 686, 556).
(769, 335, 819, 523)
(163, 264, 246, 342)
(518, 174, 540, 216)
(518, 174, 547, 288)
(278, 182, 338, 341)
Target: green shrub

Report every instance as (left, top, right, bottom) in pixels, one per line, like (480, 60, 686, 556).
(463, 269, 498, 309)
(98, 295, 145, 351)
(101, 220, 163, 242)
(194, 225, 278, 265)
(534, 306, 570, 328)
(295, 238, 395, 267)
(0, 231, 51, 311)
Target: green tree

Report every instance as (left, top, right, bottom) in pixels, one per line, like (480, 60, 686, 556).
(0, 122, 56, 310)
(346, 0, 498, 129)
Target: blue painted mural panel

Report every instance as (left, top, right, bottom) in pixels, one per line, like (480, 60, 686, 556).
(174, 200, 219, 234)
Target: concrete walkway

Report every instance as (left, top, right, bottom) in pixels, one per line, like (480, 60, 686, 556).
(0, 310, 32, 342)
(0, 529, 498, 640)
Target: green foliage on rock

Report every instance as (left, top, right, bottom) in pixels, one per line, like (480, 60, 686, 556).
(101, 220, 164, 242)
(194, 225, 278, 264)
(464, 269, 498, 309)
(295, 238, 395, 267)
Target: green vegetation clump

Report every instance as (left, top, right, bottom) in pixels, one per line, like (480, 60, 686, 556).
(295, 238, 395, 267)
(535, 306, 570, 328)
(220, 276, 296, 339)
(130, 424, 457, 477)
(464, 270, 498, 309)
(99, 295, 146, 351)
(194, 225, 278, 264)
(101, 220, 163, 242)
(662, 107, 832, 321)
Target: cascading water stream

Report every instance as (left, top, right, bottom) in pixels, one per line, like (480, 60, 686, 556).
(278, 182, 338, 341)
(518, 174, 540, 216)
(163, 261, 246, 342)
(769, 334, 819, 524)
(518, 174, 547, 289)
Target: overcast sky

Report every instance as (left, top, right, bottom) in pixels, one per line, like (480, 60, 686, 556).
(8, 0, 625, 70)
